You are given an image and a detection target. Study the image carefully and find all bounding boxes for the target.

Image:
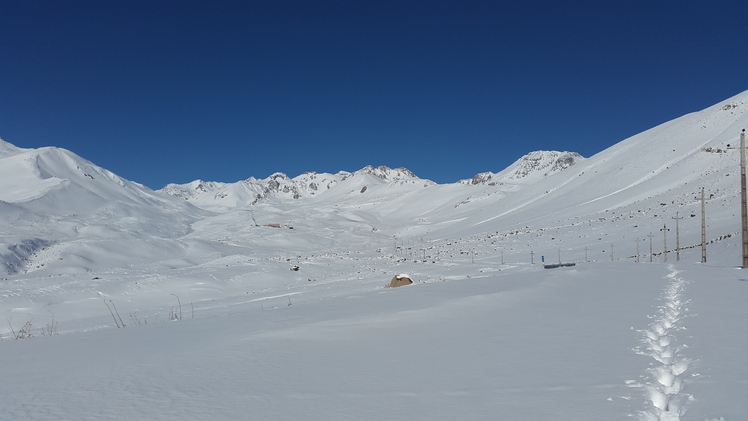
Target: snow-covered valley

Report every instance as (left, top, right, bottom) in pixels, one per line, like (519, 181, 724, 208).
(2, 91, 748, 420)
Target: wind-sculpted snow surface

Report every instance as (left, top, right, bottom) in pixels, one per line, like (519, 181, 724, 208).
(634, 266, 693, 421)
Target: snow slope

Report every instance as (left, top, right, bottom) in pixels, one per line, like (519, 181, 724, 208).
(2, 90, 748, 420)
(0, 140, 208, 275)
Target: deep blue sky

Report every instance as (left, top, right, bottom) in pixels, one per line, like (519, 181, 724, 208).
(2, 0, 747, 189)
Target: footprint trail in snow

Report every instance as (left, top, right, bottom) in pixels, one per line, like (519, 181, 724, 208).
(633, 265, 694, 421)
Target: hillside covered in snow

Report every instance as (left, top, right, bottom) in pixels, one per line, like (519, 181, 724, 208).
(2, 90, 748, 421)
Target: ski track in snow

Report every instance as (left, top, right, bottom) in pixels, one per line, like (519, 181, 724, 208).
(632, 265, 694, 421)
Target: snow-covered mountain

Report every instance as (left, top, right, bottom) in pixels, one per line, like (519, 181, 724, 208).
(3, 90, 748, 421)
(460, 150, 584, 186)
(158, 154, 583, 211)
(0, 138, 207, 275)
(160, 164, 433, 209)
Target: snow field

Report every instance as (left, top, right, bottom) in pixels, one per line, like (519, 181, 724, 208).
(7, 261, 737, 421)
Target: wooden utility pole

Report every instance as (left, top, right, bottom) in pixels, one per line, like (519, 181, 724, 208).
(742, 129, 748, 268)
(701, 187, 707, 263)
(661, 224, 670, 262)
(672, 212, 683, 261)
(584, 247, 589, 263)
(531, 250, 534, 264)
(636, 238, 640, 263)
(648, 232, 654, 263)
(610, 244, 614, 261)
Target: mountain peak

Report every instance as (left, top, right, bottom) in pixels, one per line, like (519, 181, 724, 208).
(352, 165, 419, 181)
(268, 172, 290, 180)
(462, 151, 584, 186)
(509, 151, 583, 179)
(0, 138, 28, 158)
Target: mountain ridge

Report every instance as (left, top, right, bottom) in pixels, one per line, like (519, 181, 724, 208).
(159, 153, 583, 208)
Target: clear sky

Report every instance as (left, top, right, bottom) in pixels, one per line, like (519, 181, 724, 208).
(2, 0, 747, 189)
